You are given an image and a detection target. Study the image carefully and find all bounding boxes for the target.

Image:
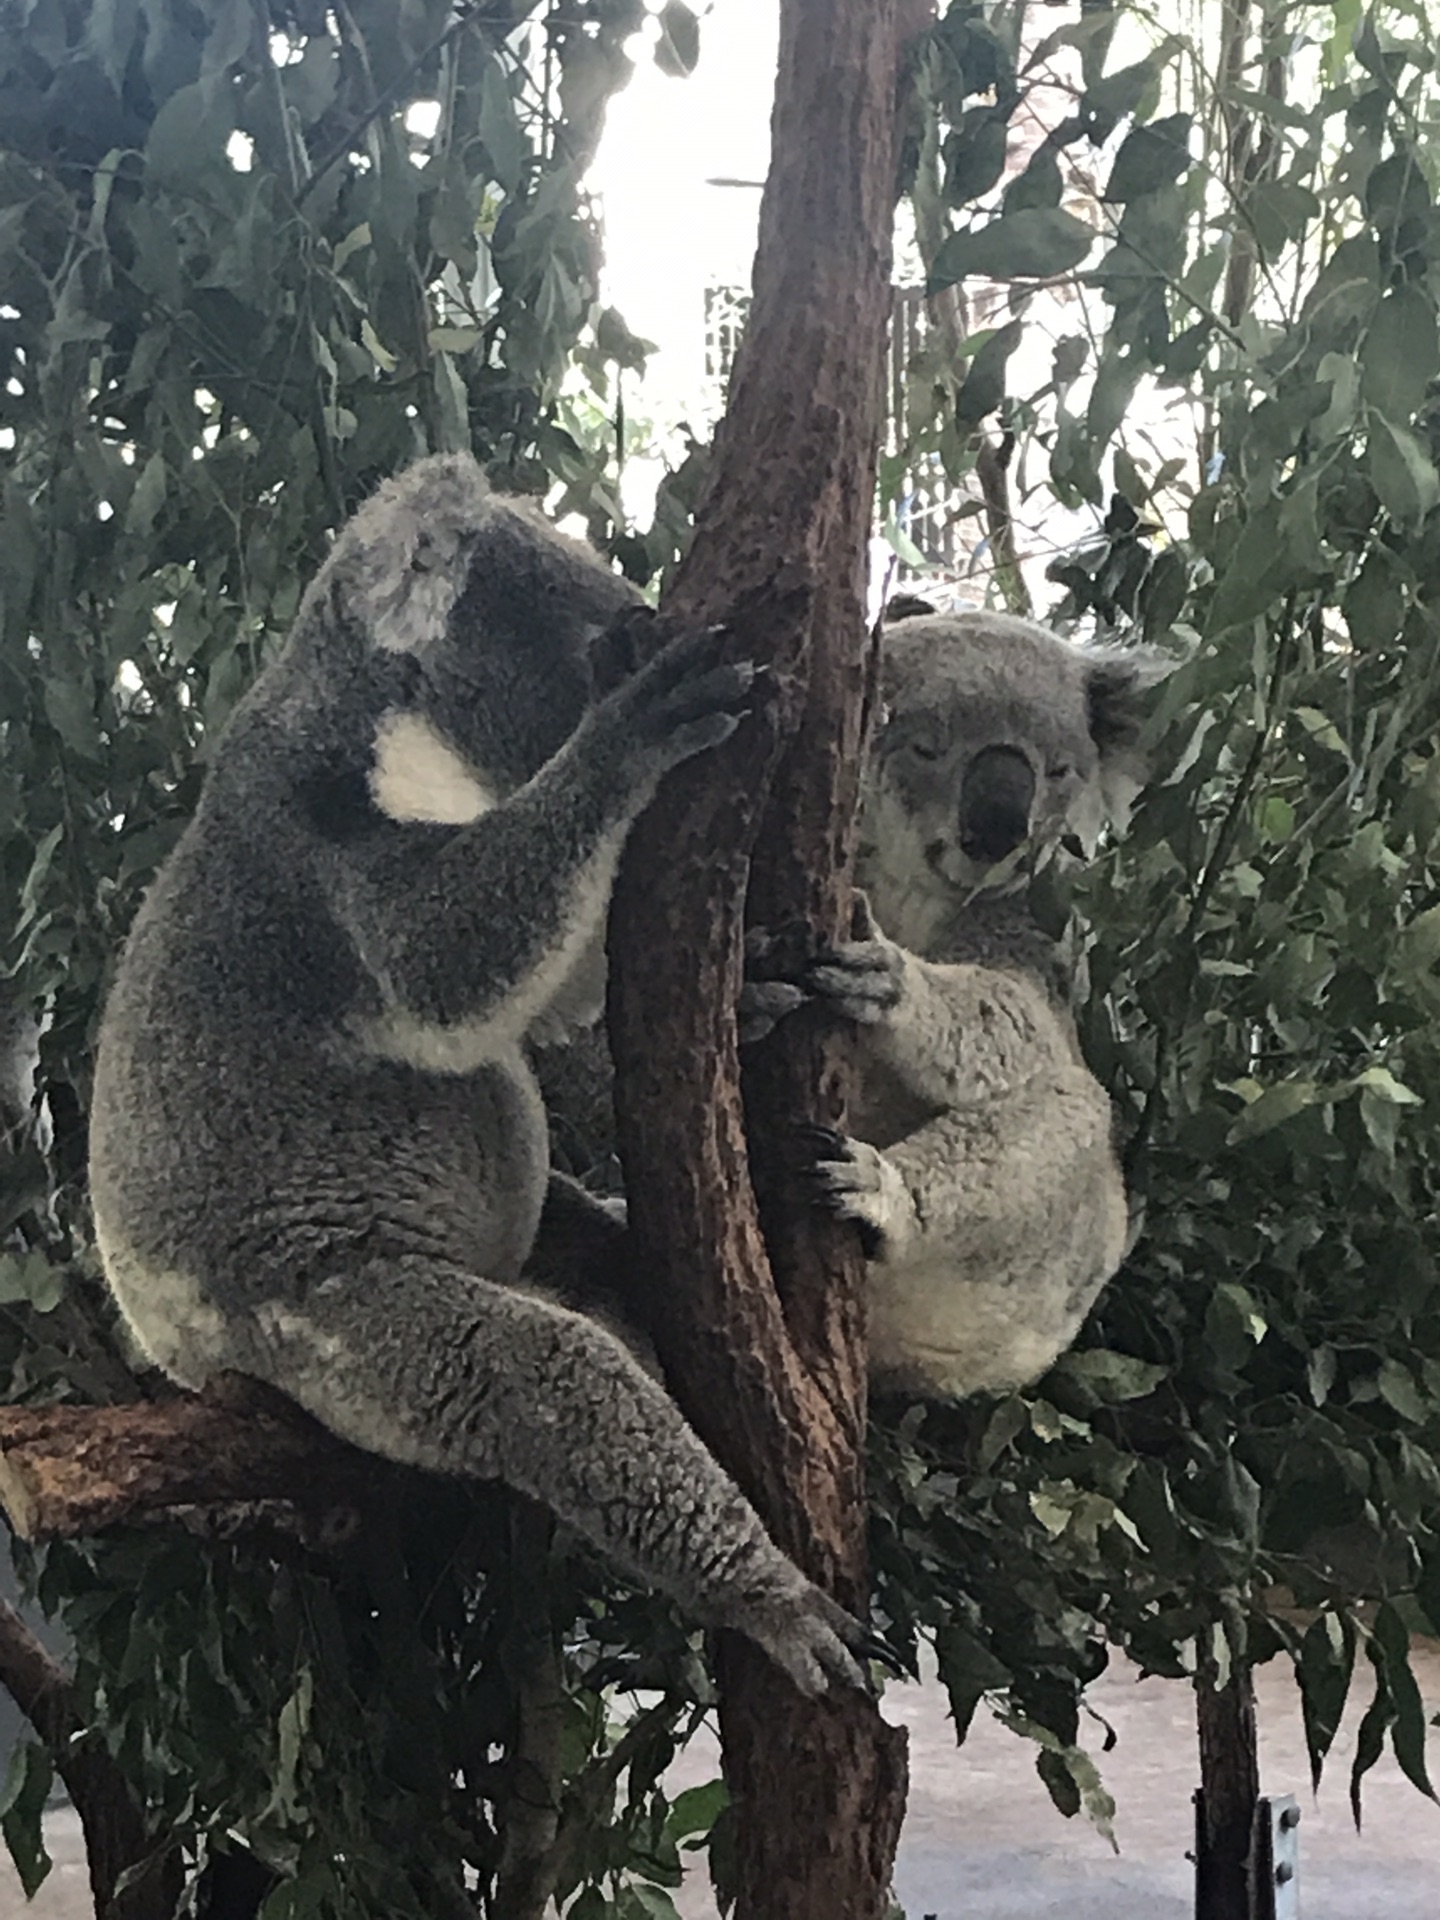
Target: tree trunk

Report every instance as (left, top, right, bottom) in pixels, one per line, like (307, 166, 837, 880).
(608, 3, 932, 1916)
(1194, 1664, 1261, 1920)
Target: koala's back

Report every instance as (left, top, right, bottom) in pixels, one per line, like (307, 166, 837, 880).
(91, 689, 546, 1392)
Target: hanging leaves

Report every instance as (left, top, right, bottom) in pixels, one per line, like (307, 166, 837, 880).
(879, 0, 1440, 1833)
(0, 0, 676, 1912)
(928, 206, 1097, 287)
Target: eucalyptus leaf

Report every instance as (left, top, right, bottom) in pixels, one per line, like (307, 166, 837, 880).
(1361, 286, 1438, 423)
(1298, 1614, 1353, 1790)
(0, 1743, 51, 1900)
(929, 208, 1096, 288)
(652, 2, 700, 79)
(1369, 416, 1440, 527)
(1102, 114, 1193, 202)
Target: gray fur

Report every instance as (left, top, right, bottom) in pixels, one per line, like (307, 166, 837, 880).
(781, 609, 1154, 1397)
(89, 452, 871, 1696)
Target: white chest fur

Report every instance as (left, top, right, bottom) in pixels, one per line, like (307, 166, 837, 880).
(369, 711, 497, 825)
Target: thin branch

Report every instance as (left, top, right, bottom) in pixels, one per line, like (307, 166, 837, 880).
(297, 3, 529, 207)
(0, 1598, 181, 1918)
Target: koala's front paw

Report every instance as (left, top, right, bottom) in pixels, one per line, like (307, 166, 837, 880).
(590, 604, 661, 694)
(794, 1123, 914, 1260)
(608, 622, 763, 780)
(805, 937, 904, 1026)
(739, 917, 904, 1042)
(737, 925, 806, 1043)
(737, 978, 808, 1046)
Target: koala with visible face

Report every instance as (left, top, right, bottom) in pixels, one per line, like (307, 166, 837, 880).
(747, 607, 1158, 1399)
(89, 453, 876, 1696)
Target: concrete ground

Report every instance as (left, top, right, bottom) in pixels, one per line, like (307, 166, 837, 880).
(2, 1647, 1436, 1917)
(887, 1644, 1440, 1920)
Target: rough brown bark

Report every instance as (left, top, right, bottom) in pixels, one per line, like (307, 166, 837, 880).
(0, 1383, 378, 1541)
(607, 4, 932, 1916)
(1195, 1664, 1262, 1920)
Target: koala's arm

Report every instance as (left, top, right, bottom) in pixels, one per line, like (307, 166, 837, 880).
(328, 748, 626, 1046)
(869, 948, 1072, 1110)
(321, 628, 753, 1054)
(779, 922, 1128, 1337)
(791, 935, 1128, 1392)
(802, 926, 1077, 1114)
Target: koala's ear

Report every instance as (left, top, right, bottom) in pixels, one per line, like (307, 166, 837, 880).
(1085, 649, 1173, 758)
(884, 593, 939, 623)
(1086, 648, 1175, 828)
(331, 454, 490, 655)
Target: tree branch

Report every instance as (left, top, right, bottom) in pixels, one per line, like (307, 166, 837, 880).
(0, 1597, 181, 1918)
(0, 1384, 380, 1543)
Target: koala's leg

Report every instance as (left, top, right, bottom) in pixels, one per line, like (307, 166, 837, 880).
(524, 1172, 643, 1338)
(802, 1085, 1115, 1260)
(256, 1255, 870, 1697)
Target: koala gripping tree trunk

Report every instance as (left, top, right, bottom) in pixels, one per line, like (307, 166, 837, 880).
(609, 2, 932, 1914)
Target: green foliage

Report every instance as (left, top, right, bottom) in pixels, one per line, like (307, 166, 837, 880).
(8, 0, 1440, 1900)
(0, 1739, 53, 1899)
(17, 1502, 719, 1917)
(874, 0, 1440, 1829)
(1, 0, 658, 1233)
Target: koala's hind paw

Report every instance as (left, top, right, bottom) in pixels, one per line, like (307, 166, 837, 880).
(793, 1123, 913, 1260)
(735, 1582, 881, 1697)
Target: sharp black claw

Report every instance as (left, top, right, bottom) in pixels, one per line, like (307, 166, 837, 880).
(857, 1630, 910, 1679)
(793, 1121, 849, 1159)
(811, 946, 873, 971)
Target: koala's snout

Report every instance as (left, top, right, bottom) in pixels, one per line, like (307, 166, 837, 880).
(959, 745, 1035, 864)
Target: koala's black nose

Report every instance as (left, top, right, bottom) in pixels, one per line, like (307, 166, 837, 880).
(959, 745, 1035, 863)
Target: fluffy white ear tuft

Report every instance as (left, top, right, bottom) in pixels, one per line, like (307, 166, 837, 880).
(1086, 647, 1177, 827)
(369, 712, 496, 824)
(334, 454, 493, 653)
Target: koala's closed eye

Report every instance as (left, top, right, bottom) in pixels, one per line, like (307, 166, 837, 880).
(904, 735, 943, 762)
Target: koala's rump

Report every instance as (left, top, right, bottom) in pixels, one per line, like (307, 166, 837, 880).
(92, 965, 548, 1390)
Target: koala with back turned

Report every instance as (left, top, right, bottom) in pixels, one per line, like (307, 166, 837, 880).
(89, 453, 874, 1696)
(748, 606, 1159, 1399)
